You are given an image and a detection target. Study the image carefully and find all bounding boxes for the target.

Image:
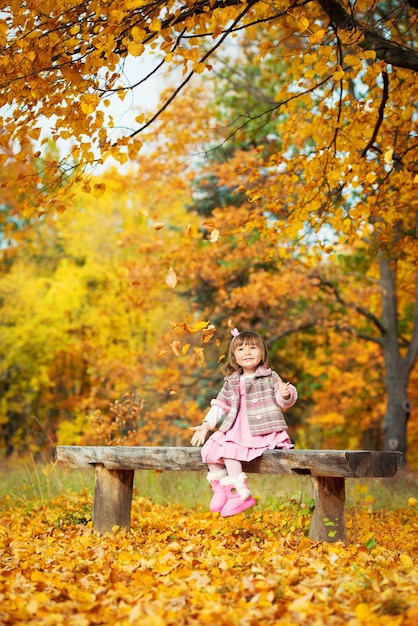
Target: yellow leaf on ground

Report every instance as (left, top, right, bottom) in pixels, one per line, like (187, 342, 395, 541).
(399, 554, 413, 569)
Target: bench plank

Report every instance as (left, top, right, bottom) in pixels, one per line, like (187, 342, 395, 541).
(56, 446, 401, 478)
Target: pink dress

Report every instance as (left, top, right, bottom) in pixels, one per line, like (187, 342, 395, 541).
(201, 376, 294, 465)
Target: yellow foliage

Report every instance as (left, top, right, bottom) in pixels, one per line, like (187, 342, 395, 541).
(0, 0, 414, 217)
(127, 41, 145, 56)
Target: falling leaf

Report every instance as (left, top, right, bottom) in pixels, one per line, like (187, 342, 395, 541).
(209, 228, 219, 243)
(193, 346, 204, 365)
(189, 321, 209, 333)
(154, 222, 166, 230)
(166, 267, 177, 289)
(170, 341, 181, 356)
(202, 219, 217, 229)
(186, 224, 197, 237)
(202, 324, 216, 343)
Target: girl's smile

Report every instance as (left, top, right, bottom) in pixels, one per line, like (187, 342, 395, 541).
(234, 343, 262, 374)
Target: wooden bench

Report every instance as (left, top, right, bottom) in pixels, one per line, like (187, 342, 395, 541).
(56, 446, 402, 543)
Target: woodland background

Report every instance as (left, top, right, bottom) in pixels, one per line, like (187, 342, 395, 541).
(0, 0, 417, 469)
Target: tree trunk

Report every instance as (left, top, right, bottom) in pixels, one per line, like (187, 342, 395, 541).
(379, 254, 411, 465)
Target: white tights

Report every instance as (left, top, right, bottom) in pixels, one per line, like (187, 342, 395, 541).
(208, 459, 242, 478)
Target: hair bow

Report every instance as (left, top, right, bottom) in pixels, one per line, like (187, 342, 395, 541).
(231, 328, 240, 337)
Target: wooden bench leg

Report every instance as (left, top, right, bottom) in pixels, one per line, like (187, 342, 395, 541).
(93, 464, 134, 533)
(309, 476, 346, 543)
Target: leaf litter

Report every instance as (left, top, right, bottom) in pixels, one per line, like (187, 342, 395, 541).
(0, 494, 417, 625)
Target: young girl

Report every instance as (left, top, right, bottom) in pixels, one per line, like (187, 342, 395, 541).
(191, 329, 297, 518)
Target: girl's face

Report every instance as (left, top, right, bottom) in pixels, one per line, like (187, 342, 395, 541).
(234, 341, 262, 375)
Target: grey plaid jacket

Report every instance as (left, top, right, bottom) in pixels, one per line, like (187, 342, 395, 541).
(211, 366, 297, 436)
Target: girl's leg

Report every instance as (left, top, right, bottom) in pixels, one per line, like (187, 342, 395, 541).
(208, 462, 225, 473)
(224, 458, 243, 478)
(220, 458, 255, 517)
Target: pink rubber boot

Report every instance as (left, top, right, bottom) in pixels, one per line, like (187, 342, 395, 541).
(207, 470, 228, 513)
(220, 473, 256, 517)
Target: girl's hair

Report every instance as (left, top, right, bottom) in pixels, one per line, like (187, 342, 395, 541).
(222, 330, 269, 375)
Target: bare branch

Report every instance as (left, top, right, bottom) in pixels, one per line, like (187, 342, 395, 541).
(360, 70, 389, 158)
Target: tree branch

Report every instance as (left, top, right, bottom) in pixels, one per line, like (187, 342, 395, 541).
(360, 69, 389, 158)
(312, 274, 387, 336)
(129, 3, 256, 138)
(267, 323, 317, 345)
(316, 0, 418, 72)
(334, 325, 383, 345)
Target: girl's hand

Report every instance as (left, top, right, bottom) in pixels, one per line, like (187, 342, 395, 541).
(190, 423, 210, 446)
(279, 380, 291, 399)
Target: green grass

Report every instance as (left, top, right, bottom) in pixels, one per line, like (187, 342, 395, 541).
(0, 457, 94, 503)
(0, 456, 416, 511)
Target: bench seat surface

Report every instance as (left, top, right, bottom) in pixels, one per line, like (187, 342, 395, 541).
(56, 446, 401, 478)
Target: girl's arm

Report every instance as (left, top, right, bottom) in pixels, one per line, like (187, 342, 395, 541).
(203, 404, 225, 429)
(275, 377, 298, 408)
(190, 405, 225, 446)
